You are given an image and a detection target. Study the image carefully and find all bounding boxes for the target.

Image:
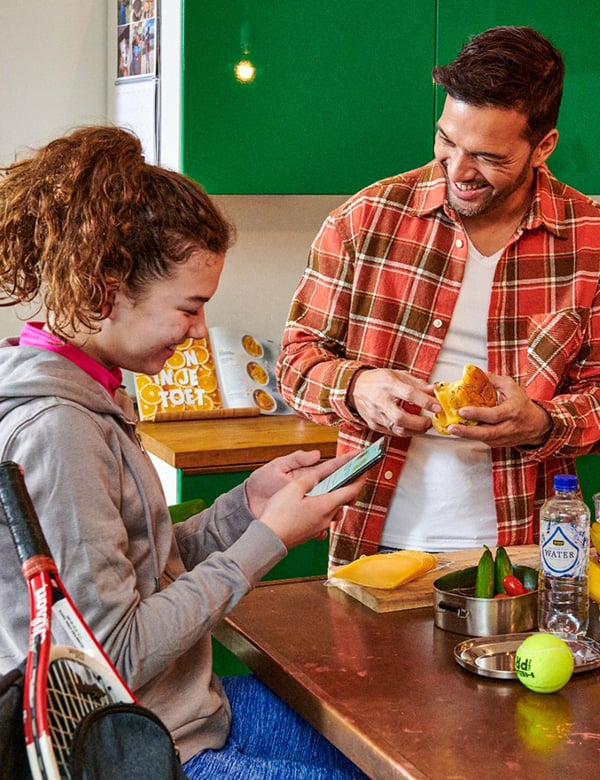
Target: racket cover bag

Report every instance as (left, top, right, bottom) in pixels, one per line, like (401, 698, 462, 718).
(0, 663, 33, 780)
(69, 702, 188, 779)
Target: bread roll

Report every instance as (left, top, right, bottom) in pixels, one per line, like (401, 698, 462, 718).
(432, 364, 496, 435)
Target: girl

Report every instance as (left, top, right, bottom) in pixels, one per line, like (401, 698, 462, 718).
(0, 126, 367, 779)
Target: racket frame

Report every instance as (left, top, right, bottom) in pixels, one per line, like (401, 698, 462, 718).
(0, 462, 135, 779)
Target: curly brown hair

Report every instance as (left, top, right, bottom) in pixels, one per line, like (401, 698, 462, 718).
(433, 26, 564, 145)
(0, 125, 235, 337)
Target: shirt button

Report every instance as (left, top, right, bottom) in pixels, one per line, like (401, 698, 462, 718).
(433, 318, 443, 329)
(384, 470, 394, 481)
(456, 238, 464, 248)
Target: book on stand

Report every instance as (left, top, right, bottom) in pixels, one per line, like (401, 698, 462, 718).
(134, 327, 292, 421)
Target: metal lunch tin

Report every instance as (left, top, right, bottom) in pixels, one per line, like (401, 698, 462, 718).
(433, 564, 538, 637)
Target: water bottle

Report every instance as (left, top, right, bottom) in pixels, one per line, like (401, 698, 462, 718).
(538, 473, 590, 636)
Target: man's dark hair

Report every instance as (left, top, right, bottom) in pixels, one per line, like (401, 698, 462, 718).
(432, 26, 564, 144)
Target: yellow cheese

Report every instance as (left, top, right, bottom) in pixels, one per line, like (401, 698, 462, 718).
(331, 550, 437, 589)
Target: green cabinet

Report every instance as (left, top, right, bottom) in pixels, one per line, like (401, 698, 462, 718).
(435, 1, 600, 195)
(178, 469, 252, 507)
(182, 0, 436, 194)
(576, 454, 600, 517)
(178, 469, 329, 579)
(182, 1, 600, 195)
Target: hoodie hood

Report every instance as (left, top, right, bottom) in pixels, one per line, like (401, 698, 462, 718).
(0, 337, 136, 425)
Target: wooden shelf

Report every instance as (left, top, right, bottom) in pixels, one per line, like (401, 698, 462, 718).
(138, 415, 338, 473)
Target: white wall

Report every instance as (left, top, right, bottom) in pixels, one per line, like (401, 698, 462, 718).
(210, 194, 343, 340)
(0, 1, 343, 346)
(0, 0, 108, 338)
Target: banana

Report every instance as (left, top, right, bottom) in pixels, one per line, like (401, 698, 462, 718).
(591, 522, 600, 554)
(589, 556, 600, 604)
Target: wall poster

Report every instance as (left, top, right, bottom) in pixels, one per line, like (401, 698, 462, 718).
(115, 0, 159, 163)
(117, 0, 157, 79)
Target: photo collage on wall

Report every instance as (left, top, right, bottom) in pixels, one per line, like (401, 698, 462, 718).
(117, 0, 157, 79)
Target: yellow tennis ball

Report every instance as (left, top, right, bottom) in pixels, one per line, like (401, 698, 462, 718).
(515, 634, 574, 694)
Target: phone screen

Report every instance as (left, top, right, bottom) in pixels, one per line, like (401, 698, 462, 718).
(307, 437, 387, 496)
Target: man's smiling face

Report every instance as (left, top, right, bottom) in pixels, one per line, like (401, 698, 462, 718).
(434, 96, 539, 222)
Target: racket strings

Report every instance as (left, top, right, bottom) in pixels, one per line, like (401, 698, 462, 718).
(47, 657, 117, 778)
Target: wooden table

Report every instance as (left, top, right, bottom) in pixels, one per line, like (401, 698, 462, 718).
(214, 578, 600, 780)
(137, 415, 338, 505)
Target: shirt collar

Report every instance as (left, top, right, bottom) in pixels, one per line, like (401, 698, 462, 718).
(522, 165, 568, 238)
(409, 160, 568, 239)
(405, 160, 447, 216)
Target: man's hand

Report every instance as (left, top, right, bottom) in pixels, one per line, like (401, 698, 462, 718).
(349, 368, 439, 436)
(446, 372, 552, 447)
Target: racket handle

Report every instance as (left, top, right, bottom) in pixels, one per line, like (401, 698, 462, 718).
(0, 461, 55, 570)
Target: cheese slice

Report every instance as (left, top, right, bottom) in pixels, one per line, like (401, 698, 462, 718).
(331, 550, 437, 589)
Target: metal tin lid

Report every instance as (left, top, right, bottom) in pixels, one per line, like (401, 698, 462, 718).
(454, 633, 600, 679)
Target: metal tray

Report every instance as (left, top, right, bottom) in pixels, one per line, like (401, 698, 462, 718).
(454, 633, 600, 680)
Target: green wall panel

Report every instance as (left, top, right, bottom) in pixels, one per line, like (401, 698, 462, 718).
(182, 2, 600, 195)
(436, 1, 600, 194)
(182, 1, 436, 194)
(576, 454, 600, 516)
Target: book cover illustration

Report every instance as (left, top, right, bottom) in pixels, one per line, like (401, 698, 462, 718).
(134, 337, 223, 421)
(134, 329, 291, 421)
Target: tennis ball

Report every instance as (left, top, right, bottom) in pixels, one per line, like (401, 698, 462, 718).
(515, 634, 574, 694)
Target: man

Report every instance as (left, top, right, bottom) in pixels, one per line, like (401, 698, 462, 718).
(276, 26, 600, 566)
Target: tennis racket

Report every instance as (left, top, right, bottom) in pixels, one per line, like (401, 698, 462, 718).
(0, 461, 135, 780)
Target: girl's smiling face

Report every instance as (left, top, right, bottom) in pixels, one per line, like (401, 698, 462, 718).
(78, 249, 224, 375)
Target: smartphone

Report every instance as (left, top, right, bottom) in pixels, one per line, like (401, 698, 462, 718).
(307, 437, 387, 496)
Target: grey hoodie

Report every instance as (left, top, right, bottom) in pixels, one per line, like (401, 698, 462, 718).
(0, 337, 286, 762)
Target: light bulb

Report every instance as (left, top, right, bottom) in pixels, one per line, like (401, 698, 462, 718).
(234, 59, 256, 83)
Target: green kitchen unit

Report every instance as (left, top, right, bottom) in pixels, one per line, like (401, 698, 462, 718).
(182, 0, 600, 195)
(182, 0, 436, 194)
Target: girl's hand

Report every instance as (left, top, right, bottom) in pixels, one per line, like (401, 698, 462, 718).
(257, 469, 366, 549)
(245, 449, 357, 518)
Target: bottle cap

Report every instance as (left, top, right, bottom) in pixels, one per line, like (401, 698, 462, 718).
(554, 474, 579, 492)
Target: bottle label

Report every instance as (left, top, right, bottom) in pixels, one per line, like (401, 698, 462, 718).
(540, 520, 588, 577)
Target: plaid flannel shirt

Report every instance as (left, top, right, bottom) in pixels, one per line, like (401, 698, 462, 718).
(277, 161, 600, 565)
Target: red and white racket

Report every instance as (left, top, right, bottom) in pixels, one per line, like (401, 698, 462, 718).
(0, 461, 135, 780)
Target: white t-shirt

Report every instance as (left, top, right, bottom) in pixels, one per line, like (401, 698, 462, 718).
(380, 239, 502, 551)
